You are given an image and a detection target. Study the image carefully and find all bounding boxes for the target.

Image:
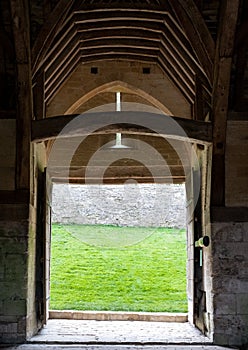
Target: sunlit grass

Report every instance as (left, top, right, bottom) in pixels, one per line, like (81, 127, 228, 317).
(50, 224, 187, 312)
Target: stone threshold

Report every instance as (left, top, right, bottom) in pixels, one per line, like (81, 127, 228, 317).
(49, 310, 188, 322)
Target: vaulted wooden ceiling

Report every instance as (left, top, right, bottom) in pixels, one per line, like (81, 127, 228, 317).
(32, 0, 214, 111)
(28, 0, 219, 184)
(1, 0, 245, 189)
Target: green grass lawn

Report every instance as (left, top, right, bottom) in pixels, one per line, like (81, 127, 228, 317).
(50, 224, 187, 312)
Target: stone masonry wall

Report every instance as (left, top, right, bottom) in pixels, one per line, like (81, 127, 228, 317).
(0, 215, 29, 343)
(47, 61, 191, 118)
(52, 183, 186, 228)
(226, 121, 248, 206)
(211, 222, 248, 346)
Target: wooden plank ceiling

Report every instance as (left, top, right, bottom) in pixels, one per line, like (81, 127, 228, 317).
(32, 0, 212, 107)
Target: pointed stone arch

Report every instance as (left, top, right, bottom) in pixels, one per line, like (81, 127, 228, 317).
(65, 80, 173, 115)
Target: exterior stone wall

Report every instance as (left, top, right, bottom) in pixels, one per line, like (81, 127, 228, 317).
(52, 183, 186, 228)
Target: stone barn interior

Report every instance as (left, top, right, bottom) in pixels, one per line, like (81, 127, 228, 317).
(0, 0, 248, 348)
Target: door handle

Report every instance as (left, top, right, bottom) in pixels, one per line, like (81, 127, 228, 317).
(195, 236, 210, 247)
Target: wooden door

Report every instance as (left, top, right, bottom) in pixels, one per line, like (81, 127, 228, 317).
(193, 169, 207, 334)
(35, 168, 51, 328)
(35, 169, 46, 329)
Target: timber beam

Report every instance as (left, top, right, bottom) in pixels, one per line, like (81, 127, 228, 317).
(48, 165, 186, 178)
(31, 112, 212, 144)
(52, 176, 186, 185)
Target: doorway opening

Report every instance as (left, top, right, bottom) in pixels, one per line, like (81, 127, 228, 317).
(33, 105, 212, 340)
(49, 182, 188, 317)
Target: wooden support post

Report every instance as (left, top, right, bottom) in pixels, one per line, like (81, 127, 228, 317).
(194, 75, 204, 121)
(0, 35, 6, 110)
(33, 72, 45, 120)
(211, 0, 240, 206)
(10, 0, 32, 190)
(233, 6, 248, 111)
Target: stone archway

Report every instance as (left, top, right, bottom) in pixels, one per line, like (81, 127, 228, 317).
(64, 80, 173, 116)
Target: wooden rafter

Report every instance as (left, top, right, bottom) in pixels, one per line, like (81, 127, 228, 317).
(168, 0, 215, 83)
(45, 55, 81, 104)
(33, 10, 166, 76)
(78, 0, 166, 10)
(44, 42, 196, 104)
(211, 0, 240, 206)
(32, 3, 211, 109)
(31, 0, 74, 74)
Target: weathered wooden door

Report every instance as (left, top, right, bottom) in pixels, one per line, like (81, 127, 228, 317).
(193, 168, 207, 334)
(35, 168, 51, 328)
(35, 169, 46, 329)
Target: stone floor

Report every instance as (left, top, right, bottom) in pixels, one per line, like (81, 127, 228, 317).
(29, 319, 210, 344)
(0, 320, 235, 350)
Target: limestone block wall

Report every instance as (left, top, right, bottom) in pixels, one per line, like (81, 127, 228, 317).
(46, 60, 191, 118)
(0, 214, 29, 343)
(211, 222, 248, 346)
(52, 183, 186, 228)
(226, 121, 248, 206)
